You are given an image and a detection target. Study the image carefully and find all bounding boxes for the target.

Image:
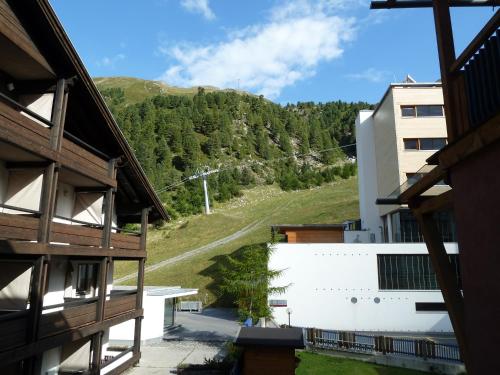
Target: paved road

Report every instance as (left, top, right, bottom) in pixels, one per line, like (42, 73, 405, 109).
(124, 309, 240, 375)
(115, 220, 262, 284)
(165, 308, 240, 342)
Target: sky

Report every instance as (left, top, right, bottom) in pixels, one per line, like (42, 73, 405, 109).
(49, 0, 495, 104)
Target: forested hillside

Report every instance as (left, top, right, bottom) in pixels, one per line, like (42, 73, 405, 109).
(97, 79, 372, 217)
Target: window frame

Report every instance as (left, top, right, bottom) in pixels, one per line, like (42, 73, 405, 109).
(400, 105, 444, 118)
(403, 137, 447, 151)
(75, 263, 98, 297)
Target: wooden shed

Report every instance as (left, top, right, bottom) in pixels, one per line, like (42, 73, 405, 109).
(272, 224, 345, 243)
(235, 327, 305, 375)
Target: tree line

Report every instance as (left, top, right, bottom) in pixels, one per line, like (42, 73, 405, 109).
(101, 87, 371, 217)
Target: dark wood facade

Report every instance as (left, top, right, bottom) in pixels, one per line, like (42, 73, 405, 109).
(371, 2, 499, 373)
(0, 0, 167, 373)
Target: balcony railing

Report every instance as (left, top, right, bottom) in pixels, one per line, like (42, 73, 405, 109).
(0, 207, 40, 241)
(0, 310, 29, 351)
(452, 12, 500, 135)
(0, 93, 114, 186)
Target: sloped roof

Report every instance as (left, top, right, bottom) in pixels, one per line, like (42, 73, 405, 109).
(6, 0, 168, 222)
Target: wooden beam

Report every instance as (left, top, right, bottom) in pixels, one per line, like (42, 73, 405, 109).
(140, 208, 149, 251)
(4, 161, 51, 170)
(0, 309, 142, 366)
(25, 256, 46, 343)
(37, 163, 58, 243)
(413, 211, 468, 366)
(134, 258, 146, 355)
(412, 189, 454, 216)
(398, 165, 445, 204)
(0, 241, 147, 259)
(74, 186, 107, 193)
(432, 1, 458, 142)
(49, 78, 66, 151)
(91, 257, 109, 373)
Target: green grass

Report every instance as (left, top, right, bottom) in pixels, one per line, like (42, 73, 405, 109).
(115, 177, 359, 306)
(94, 76, 251, 105)
(297, 352, 430, 375)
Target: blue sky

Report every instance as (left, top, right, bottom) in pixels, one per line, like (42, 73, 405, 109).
(50, 0, 494, 104)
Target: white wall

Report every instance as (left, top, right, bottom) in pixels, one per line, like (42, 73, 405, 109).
(109, 293, 165, 343)
(43, 256, 69, 311)
(268, 243, 458, 333)
(355, 110, 383, 242)
(1, 169, 43, 213)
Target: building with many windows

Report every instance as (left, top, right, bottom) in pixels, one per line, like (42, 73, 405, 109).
(356, 79, 456, 244)
(0, 1, 168, 374)
(268, 81, 459, 333)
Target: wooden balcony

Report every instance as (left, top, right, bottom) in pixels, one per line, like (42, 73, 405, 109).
(0, 211, 39, 241)
(38, 292, 137, 339)
(0, 95, 115, 187)
(0, 310, 29, 351)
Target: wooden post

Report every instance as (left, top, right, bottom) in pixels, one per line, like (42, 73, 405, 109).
(102, 160, 117, 248)
(133, 258, 146, 354)
(414, 211, 468, 365)
(91, 257, 109, 373)
(38, 163, 57, 243)
(140, 207, 149, 251)
(432, 1, 458, 142)
(49, 78, 67, 151)
(26, 256, 47, 343)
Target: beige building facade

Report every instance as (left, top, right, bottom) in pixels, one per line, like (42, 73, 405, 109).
(356, 81, 455, 243)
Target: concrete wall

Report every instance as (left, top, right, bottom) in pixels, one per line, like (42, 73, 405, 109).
(392, 86, 446, 185)
(355, 110, 383, 242)
(109, 293, 166, 343)
(268, 243, 458, 332)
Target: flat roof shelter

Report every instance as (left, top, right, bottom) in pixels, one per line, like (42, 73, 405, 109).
(235, 327, 304, 375)
(271, 224, 345, 243)
(371, 2, 500, 374)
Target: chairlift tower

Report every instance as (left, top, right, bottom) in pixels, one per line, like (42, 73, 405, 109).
(188, 167, 219, 214)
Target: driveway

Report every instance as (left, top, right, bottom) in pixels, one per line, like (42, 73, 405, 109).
(124, 308, 240, 374)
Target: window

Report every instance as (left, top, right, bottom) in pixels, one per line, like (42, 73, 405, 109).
(415, 302, 447, 312)
(419, 138, 447, 150)
(76, 263, 98, 296)
(377, 254, 461, 290)
(416, 105, 444, 117)
(401, 106, 416, 117)
(391, 209, 456, 243)
(401, 105, 444, 118)
(269, 299, 287, 307)
(403, 138, 447, 150)
(403, 139, 418, 150)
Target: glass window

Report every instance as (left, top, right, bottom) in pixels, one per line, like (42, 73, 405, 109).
(76, 264, 97, 296)
(416, 105, 444, 117)
(378, 254, 460, 290)
(420, 138, 447, 150)
(401, 106, 416, 117)
(403, 139, 418, 150)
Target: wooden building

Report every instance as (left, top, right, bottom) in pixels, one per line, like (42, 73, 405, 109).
(0, 0, 168, 373)
(371, 1, 499, 373)
(271, 224, 345, 243)
(234, 327, 304, 375)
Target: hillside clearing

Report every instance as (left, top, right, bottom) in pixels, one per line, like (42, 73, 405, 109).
(115, 177, 359, 306)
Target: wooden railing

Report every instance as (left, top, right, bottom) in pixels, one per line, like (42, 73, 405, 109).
(0, 310, 29, 351)
(51, 222, 103, 247)
(111, 232, 141, 251)
(39, 299, 98, 338)
(0, 94, 114, 186)
(104, 292, 137, 319)
(305, 328, 462, 363)
(451, 12, 500, 135)
(0, 211, 40, 241)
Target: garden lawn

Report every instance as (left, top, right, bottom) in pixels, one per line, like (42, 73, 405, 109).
(296, 352, 431, 375)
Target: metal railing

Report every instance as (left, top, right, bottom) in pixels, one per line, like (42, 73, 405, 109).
(304, 328, 462, 363)
(0, 203, 41, 216)
(456, 12, 500, 129)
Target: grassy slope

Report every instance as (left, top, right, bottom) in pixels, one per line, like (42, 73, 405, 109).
(115, 177, 359, 306)
(297, 352, 430, 375)
(94, 76, 250, 105)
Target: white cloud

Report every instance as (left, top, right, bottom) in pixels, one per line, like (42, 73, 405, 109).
(180, 0, 215, 20)
(96, 53, 125, 68)
(346, 68, 392, 83)
(158, 0, 357, 99)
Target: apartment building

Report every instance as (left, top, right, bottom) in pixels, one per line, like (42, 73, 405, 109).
(356, 80, 455, 243)
(268, 81, 460, 333)
(0, 1, 167, 374)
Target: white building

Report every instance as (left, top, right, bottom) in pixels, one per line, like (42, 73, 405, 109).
(268, 80, 459, 333)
